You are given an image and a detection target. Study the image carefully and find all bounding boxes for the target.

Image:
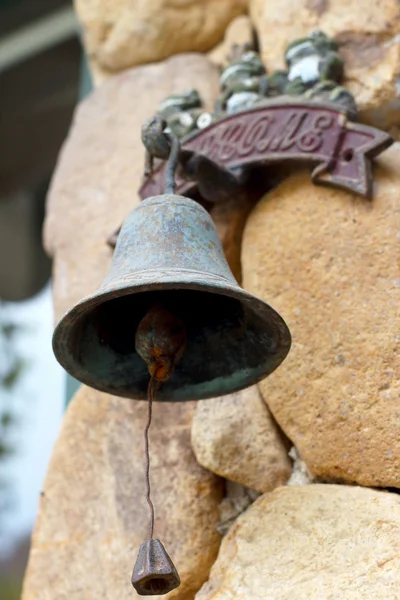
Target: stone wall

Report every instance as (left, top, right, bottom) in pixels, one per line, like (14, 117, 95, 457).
(23, 2, 400, 599)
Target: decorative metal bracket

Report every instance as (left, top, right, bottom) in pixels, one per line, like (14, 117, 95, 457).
(108, 100, 393, 249)
(139, 99, 393, 201)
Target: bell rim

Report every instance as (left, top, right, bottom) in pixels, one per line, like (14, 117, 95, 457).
(53, 272, 291, 400)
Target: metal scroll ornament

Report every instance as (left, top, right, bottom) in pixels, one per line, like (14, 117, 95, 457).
(141, 100, 392, 201)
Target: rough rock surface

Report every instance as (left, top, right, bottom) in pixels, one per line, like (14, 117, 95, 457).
(286, 447, 315, 486)
(208, 15, 254, 68)
(217, 481, 259, 536)
(75, 0, 247, 82)
(44, 53, 220, 322)
(250, 0, 400, 130)
(242, 143, 400, 488)
(22, 387, 223, 600)
(209, 192, 256, 284)
(191, 386, 291, 492)
(195, 485, 400, 600)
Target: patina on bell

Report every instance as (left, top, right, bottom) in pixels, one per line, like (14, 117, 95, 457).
(52, 194, 291, 401)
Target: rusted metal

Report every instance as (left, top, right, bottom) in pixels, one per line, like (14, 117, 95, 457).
(52, 194, 291, 401)
(136, 304, 187, 382)
(132, 539, 180, 595)
(135, 312, 187, 595)
(143, 375, 158, 541)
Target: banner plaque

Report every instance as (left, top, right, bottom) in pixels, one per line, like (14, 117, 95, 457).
(140, 100, 393, 200)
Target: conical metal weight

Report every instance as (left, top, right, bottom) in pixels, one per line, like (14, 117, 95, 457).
(52, 194, 291, 401)
(132, 539, 180, 596)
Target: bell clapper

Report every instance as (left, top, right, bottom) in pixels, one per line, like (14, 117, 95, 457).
(131, 304, 186, 595)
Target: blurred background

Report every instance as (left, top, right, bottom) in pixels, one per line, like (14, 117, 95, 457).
(0, 1, 86, 597)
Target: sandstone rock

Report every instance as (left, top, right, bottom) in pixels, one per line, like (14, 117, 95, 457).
(208, 15, 254, 68)
(196, 485, 400, 600)
(209, 192, 256, 284)
(22, 386, 223, 600)
(250, 0, 400, 130)
(44, 54, 220, 322)
(75, 0, 248, 81)
(242, 143, 400, 487)
(191, 386, 291, 492)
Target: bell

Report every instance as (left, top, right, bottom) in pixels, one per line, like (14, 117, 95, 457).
(52, 194, 291, 401)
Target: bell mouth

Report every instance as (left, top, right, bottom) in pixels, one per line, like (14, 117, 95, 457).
(144, 578, 169, 593)
(133, 576, 175, 595)
(53, 279, 291, 402)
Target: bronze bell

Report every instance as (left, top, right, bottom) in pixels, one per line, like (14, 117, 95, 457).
(52, 193, 291, 400)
